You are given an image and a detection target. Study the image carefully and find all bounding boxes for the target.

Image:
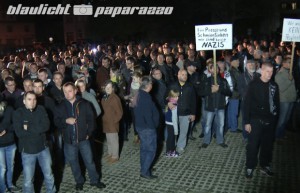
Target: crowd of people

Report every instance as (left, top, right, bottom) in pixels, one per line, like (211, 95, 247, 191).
(0, 38, 299, 192)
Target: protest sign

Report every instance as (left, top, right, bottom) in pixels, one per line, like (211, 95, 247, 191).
(282, 18, 300, 42)
(195, 24, 232, 51)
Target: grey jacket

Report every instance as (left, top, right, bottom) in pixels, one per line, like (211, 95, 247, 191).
(275, 67, 297, 102)
(81, 91, 101, 116)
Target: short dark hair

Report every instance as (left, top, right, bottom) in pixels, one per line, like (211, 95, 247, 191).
(4, 76, 15, 85)
(37, 68, 47, 74)
(261, 62, 273, 68)
(150, 50, 158, 56)
(57, 62, 65, 69)
(29, 62, 38, 67)
(84, 54, 91, 61)
(23, 91, 36, 99)
(63, 82, 76, 90)
(165, 54, 173, 59)
(23, 78, 32, 84)
(104, 80, 116, 91)
(140, 76, 152, 90)
(102, 56, 111, 64)
(151, 67, 161, 75)
(33, 79, 44, 86)
(65, 56, 71, 61)
(53, 71, 63, 78)
(126, 56, 135, 65)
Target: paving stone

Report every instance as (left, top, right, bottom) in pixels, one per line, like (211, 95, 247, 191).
(14, 123, 300, 193)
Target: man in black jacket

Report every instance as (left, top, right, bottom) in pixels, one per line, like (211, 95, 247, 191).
(186, 60, 201, 140)
(199, 64, 232, 148)
(244, 63, 279, 179)
(54, 82, 105, 191)
(228, 57, 242, 133)
(151, 68, 167, 143)
(168, 69, 197, 153)
(0, 98, 20, 192)
(151, 68, 167, 111)
(13, 91, 56, 193)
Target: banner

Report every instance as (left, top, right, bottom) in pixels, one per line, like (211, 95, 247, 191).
(282, 18, 300, 42)
(195, 24, 232, 51)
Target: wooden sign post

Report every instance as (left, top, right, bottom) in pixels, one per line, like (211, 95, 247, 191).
(290, 42, 296, 80)
(213, 49, 217, 85)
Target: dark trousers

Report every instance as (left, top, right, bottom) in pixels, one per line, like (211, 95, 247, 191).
(246, 119, 275, 169)
(137, 128, 157, 176)
(166, 125, 176, 152)
(64, 140, 99, 184)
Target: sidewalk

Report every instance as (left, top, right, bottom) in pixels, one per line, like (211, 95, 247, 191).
(15, 126, 300, 193)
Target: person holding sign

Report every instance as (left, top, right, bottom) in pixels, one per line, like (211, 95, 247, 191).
(275, 57, 297, 142)
(199, 63, 232, 148)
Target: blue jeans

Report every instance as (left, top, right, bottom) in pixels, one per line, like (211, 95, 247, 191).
(204, 109, 225, 144)
(0, 144, 16, 193)
(276, 102, 294, 139)
(227, 99, 240, 131)
(137, 128, 157, 176)
(22, 148, 55, 193)
(64, 140, 99, 184)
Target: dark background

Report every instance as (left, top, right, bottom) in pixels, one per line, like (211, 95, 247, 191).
(1, 0, 300, 44)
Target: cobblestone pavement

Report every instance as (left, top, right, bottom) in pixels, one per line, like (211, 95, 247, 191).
(15, 125, 300, 193)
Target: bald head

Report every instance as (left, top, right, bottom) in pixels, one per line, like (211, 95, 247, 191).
(177, 69, 188, 83)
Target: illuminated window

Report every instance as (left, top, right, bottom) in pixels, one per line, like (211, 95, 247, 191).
(292, 2, 297, 10)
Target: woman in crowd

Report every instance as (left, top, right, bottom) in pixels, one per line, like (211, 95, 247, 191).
(101, 81, 123, 164)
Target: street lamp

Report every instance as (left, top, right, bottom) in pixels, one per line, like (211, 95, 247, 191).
(49, 37, 53, 43)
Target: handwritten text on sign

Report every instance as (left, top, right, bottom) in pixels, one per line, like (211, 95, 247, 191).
(282, 18, 300, 42)
(195, 24, 232, 50)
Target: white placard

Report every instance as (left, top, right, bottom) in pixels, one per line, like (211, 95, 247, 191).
(195, 24, 232, 51)
(282, 18, 300, 42)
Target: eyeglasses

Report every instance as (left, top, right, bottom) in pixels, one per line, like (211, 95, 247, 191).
(7, 84, 16, 87)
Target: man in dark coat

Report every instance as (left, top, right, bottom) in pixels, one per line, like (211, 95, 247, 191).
(244, 63, 280, 179)
(133, 76, 159, 179)
(13, 92, 56, 193)
(54, 82, 106, 191)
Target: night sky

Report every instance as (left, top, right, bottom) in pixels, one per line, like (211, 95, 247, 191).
(1, 0, 300, 43)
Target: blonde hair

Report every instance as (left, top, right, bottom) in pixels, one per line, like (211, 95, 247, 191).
(165, 90, 179, 112)
(167, 90, 179, 99)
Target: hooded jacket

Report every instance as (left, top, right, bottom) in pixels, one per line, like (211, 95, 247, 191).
(54, 97, 95, 144)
